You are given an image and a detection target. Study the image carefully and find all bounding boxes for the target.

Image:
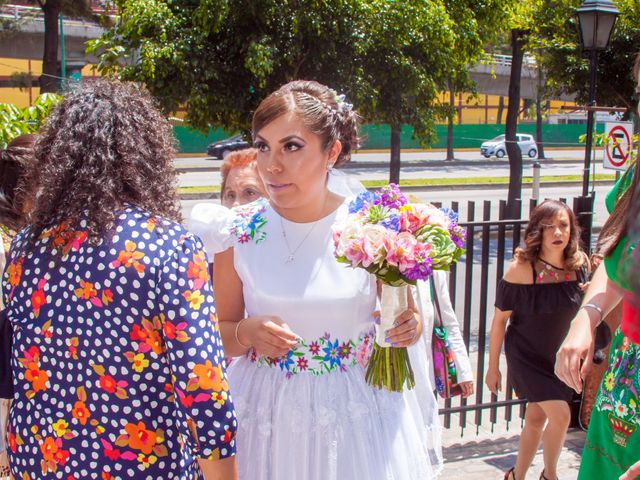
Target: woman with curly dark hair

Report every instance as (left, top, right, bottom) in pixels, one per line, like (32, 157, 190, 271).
(486, 200, 588, 480)
(2, 80, 237, 479)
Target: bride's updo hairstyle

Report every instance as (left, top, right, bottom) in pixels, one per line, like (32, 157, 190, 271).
(252, 80, 361, 167)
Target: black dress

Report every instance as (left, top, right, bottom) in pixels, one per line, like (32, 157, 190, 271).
(495, 264, 585, 402)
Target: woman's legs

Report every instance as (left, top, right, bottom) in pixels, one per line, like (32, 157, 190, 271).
(537, 400, 571, 479)
(514, 402, 546, 478)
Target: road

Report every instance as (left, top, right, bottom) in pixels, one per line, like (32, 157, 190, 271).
(176, 148, 613, 188)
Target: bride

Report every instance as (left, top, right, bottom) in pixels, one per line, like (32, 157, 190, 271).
(213, 80, 443, 479)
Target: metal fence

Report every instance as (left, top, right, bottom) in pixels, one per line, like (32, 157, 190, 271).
(437, 196, 592, 432)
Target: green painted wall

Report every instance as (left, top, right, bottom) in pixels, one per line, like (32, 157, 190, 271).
(174, 123, 598, 153)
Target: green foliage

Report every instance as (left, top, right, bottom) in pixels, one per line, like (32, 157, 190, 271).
(0, 93, 61, 149)
(88, 0, 508, 148)
(531, 0, 640, 115)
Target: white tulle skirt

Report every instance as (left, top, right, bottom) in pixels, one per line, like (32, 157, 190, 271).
(227, 353, 443, 480)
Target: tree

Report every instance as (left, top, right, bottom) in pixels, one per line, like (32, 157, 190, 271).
(441, 0, 508, 161)
(536, 0, 640, 121)
(504, 27, 529, 218)
(16, 1, 101, 92)
(89, 0, 366, 132)
(90, 1, 507, 183)
(350, 1, 457, 183)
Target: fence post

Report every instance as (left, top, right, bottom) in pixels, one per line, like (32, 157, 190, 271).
(573, 195, 595, 253)
(532, 161, 541, 201)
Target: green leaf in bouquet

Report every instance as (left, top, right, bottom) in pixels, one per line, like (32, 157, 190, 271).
(365, 204, 390, 224)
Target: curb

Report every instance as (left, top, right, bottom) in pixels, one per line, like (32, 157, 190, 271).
(175, 157, 581, 174)
(178, 180, 615, 201)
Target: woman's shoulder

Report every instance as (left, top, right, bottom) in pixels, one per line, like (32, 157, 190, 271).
(117, 206, 200, 259)
(502, 258, 534, 285)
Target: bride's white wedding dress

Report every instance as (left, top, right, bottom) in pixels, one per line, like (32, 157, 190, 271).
(201, 197, 443, 480)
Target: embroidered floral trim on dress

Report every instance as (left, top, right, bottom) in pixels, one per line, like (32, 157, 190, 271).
(248, 330, 374, 378)
(231, 198, 268, 244)
(594, 331, 640, 439)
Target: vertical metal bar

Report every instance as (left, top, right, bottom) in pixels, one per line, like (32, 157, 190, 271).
(490, 201, 508, 426)
(505, 199, 523, 424)
(474, 201, 492, 428)
(460, 201, 475, 429)
(529, 198, 538, 215)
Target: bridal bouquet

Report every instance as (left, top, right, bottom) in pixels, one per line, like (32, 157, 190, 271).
(332, 184, 466, 392)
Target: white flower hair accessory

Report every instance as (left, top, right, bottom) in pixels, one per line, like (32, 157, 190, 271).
(331, 89, 353, 111)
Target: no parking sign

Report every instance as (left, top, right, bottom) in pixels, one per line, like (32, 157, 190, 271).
(603, 122, 634, 171)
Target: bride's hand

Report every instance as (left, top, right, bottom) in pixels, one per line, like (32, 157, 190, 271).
(385, 309, 421, 347)
(238, 316, 300, 358)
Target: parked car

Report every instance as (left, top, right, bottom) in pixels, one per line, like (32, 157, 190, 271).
(207, 134, 250, 159)
(480, 134, 538, 159)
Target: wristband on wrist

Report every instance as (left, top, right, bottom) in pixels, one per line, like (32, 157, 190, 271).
(234, 318, 251, 349)
(581, 303, 604, 325)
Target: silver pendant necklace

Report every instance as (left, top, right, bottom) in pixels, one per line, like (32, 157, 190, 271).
(280, 215, 320, 264)
(279, 195, 329, 264)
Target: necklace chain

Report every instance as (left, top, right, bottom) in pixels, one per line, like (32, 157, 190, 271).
(280, 215, 321, 264)
(537, 257, 571, 283)
(538, 257, 565, 271)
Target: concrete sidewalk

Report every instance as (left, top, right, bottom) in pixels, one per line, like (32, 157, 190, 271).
(440, 419, 584, 479)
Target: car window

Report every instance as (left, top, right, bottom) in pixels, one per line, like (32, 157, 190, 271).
(491, 135, 505, 142)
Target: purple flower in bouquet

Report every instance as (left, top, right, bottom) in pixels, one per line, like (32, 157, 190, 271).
(451, 225, 467, 249)
(379, 183, 408, 210)
(349, 191, 380, 214)
(405, 243, 433, 281)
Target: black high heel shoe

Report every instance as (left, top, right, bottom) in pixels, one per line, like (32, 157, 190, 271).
(504, 467, 516, 480)
(540, 470, 558, 480)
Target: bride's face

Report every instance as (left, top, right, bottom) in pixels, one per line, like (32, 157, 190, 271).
(254, 112, 340, 213)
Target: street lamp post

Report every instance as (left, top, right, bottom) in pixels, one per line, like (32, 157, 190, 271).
(575, 0, 619, 250)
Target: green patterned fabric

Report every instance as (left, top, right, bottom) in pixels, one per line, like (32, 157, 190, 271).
(604, 166, 635, 291)
(578, 328, 640, 478)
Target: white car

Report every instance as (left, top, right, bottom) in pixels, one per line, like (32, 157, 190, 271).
(480, 134, 538, 159)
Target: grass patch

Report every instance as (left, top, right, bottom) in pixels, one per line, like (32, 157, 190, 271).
(178, 174, 616, 194)
(361, 174, 616, 188)
(178, 185, 221, 194)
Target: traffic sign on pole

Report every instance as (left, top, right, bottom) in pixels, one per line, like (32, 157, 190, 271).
(603, 122, 633, 171)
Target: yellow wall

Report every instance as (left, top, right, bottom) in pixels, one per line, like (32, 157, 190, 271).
(0, 58, 42, 107)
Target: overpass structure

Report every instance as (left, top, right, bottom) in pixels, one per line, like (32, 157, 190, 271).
(0, 3, 574, 101)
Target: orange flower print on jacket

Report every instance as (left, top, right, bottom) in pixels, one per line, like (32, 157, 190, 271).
(192, 360, 227, 392)
(40, 221, 88, 258)
(73, 280, 113, 308)
(187, 251, 209, 290)
(91, 364, 128, 400)
(31, 278, 48, 318)
(5, 255, 23, 299)
(111, 240, 145, 273)
(40, 436, 70, 474)
(18, 346, 49, 398)
(123, 422, 158, 455)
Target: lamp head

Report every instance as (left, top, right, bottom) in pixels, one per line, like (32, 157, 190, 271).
(576, 0, 619, 51)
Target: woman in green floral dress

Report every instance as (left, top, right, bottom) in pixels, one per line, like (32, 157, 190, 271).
(556, 54, 640, 480)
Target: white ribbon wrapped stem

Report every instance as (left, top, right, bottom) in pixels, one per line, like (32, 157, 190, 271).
(377, 284, 409, 347)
